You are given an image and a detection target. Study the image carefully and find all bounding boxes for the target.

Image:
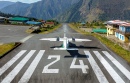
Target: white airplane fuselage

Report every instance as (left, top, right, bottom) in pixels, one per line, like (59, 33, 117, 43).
(63, 37, 69, 49)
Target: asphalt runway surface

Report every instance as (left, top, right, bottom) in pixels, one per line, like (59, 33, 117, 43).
(0, 24, 31, 43)
(0, 24, 130, 83)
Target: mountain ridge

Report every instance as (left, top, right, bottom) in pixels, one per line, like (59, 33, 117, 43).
(0, 1, 14, 9)
(0, 0, 79, 20)
(1, 0, 130, 22)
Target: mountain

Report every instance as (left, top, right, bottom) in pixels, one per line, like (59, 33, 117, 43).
(57, 0, 130, 22)
(1, 0, 130, 22)
(0, 1, 14, 9)
(0, 2, 30, 16)
(0, 0, 79, 20)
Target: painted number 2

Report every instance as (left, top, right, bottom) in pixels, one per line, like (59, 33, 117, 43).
(42, 55, 60, 73)
(70, 56, 89, 73)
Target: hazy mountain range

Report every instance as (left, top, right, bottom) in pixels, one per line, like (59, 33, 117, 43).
(1, 0, 130, 22)
(0, 1, 14, 9)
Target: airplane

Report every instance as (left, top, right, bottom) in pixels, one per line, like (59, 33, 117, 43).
(40, 31, 92, 50)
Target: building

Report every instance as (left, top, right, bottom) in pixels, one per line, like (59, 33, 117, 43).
(44, 22, 54, 27)
(9, 17, 29, 24)
(115, 23, 130, 42)
(0, 16, 5, 23)
(106, 20, 127, 36)
(26, 21, 42, 26)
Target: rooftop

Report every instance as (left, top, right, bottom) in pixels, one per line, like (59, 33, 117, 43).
(107, 20, 127, 25)
(26, 21, 42, 25)
(9, 17, 29, 22)
(46, 22, 54, 24)
(0, 16, 5, 19)
(119, 23, 130, 27)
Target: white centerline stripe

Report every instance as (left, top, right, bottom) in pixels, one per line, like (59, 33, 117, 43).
(18, 50, 45, 83)
(93, 51, 125, 83)
(20, 35, 34, 43)
(102, 51, 130, 80)
(1, 50, 36, 83)
(0, 50, 27, 76)
(84, 51, 109, 83)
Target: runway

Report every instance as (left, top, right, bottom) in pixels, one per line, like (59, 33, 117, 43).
(0, 24, 130, 83)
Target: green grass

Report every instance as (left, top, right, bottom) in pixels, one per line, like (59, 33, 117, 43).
(0, 43, 15, 57)
(69, 23, 130, 64)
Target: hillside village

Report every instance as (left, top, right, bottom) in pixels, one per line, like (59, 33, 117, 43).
(73, 20, 130, 51)
(0, 16, 58, 33)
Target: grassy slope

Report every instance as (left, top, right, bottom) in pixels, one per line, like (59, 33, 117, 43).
(40, 24, 62, 34)
(0, 43, 15, 57)
(69, 23, 130, 64)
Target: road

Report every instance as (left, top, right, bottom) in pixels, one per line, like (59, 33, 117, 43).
(0, 24, 130, 83)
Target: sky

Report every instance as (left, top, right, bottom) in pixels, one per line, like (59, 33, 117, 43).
(0, 0, 41, 3)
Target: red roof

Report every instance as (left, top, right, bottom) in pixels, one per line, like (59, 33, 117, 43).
(107, 20, 127, 25)
(119, 23, 130, 27)
(46, 22, 54, 24)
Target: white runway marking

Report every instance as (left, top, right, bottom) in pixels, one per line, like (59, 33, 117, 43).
(102, 51, 130, 80)
(0, 50, 27, 76)
(84, 51, 109, 83)
(20, 35, 33, 43)
(70, 56, 89, 74)
(18, 50, 45, 83)
(42, 55, 60, 73)
(1, 50, 36, 83)
(93, 51, 125, 83)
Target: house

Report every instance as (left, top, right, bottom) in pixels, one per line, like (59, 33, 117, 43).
(0, 16, 5, 23)
(106, 20, 127, 36)
(44, 22, 54, 27)
(115, 23, 130, 42)
(9, 17, 29, 24)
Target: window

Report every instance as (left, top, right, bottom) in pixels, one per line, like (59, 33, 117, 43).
(122, 35, 124, 41)
(129, 36, 130, 41)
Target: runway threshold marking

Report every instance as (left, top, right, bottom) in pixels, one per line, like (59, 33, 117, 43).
(20, 35, 34, 43)
(0, 50, 27, 76)
(102, 51, 130, 80)
(18, 50, 45, 83)
(70, 56, 89, 74)
(84, 51, 109, 83)
(42, 55, 60, 73)
(93, 51, 125, 83)
(1, 50, 36, 83)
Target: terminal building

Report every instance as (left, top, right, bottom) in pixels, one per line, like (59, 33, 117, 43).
(106, 20, 130, 42)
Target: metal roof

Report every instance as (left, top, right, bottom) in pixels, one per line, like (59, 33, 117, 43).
(107, 20, 127, 25)
(26, 21, 42, 25)
(119, 23, 130, 27)
(9, 17, 29, 22)
(93, 29, 107, 33)
(0, 16, 5, 19)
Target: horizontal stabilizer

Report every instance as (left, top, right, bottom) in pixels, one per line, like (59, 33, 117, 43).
(54, 48, 78, 50)
(68, 38, 91, 42)
(40, 38, 64, 41)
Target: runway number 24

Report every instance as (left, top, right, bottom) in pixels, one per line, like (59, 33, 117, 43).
(42, 55, 89, 74)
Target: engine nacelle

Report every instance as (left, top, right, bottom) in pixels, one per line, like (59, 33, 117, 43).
(72, 37, 75, 42)
(57, 37, 60, 41)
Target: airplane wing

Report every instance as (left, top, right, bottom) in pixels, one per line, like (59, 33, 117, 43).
(68, 38, 91, 42)
(40, 38, 64, 41)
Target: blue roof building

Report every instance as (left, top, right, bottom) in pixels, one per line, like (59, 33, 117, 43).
(26, 21, 42, 25)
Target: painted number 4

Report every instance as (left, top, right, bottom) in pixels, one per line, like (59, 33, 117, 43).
(70, 56, 89, 73)
(42, 55, 89, 74)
